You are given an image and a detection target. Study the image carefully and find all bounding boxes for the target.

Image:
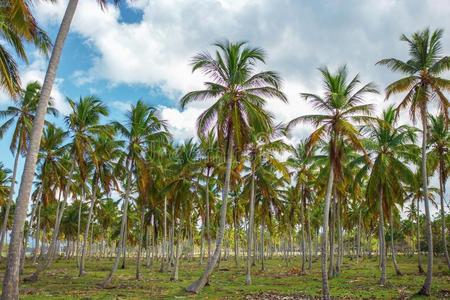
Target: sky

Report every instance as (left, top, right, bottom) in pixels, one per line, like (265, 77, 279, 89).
(0, 0, 449, 217)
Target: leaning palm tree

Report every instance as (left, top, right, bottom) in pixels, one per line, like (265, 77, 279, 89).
(181, 40, 286, 293)
(287, 65, 377, 300)
(377, 28, 450, 296)
(1, 1, 119, 297)
(0, 82, 57, 257)
(427, 114, 450, 270)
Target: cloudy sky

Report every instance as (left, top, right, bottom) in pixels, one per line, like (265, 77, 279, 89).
(1, 0, 449, 214)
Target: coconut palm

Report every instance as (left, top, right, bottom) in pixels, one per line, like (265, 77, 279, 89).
(377, 28, 450, 296)
(427, 114, 450, 270)
(0, 0, 51, 97)
(1, 1, 119, 296)
(0, 82, 57, 257)
(101, 100, 167, 286)
(357, 106, 418, 284)
(287, 65, 377, 299)
(181, 40, 286, 293)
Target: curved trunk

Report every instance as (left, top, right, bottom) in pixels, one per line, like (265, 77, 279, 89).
(321, 165, 334, 300)
(0, 146, 20, 257)
(1, 1, 78, 298)
(389, 207, 402, 276)
(378, 187, 386, 286)
(246, 158, 256, 285)
(79, 178, 98, 276)
(185, 136, 233, 293)
(419, 113, 433, 296)
(100, 159, 132, 287)
(438, 160, 450, 270)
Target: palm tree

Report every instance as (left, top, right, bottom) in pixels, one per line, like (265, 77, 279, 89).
(287, 65, 377, 299)
(79, 133, 122, 276)
(101, 100, 167, 286)
(181, 40, 286, 293)
(1, 1, 119, 297)
(0, 82, 57, 257)
(377, 28, 450, 296)
(26, 96, 109, 282)
(0, 0, 51, 97)
(427, 114, 450, 270)
(357, 106, 417, 284)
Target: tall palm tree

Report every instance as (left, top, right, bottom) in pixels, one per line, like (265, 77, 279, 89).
(0, 82, 57, 257)
(0, 0, 51, 97)
(79, 133, 122, 276)
(377, 28, 450, 296)
(181, 40, 286, 293)
(427, 114, 450, 270)
(357, 106, 418, 284)
(101, 100, 167, 286)
(287, 65, 377, 299)
(26, 96, 109, 282)
(1, 2, 119, 297)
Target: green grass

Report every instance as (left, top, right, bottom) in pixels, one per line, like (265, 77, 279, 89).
(1, 255, 449, 299)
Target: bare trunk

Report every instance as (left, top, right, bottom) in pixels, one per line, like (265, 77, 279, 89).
(378, 187, 386, 286)
(357, 210, 362, 263)
(205, 170, 211, 262)
(300, 186, 306, 274)
(79, 179, 98, 276)
(136, 205, 145, 280)
(246, 158, 256, 285)
(160, 196, 167, 272)
(389, 207, 402, 276)
(417, 197, 424, 273)
(321, 165, 334, 300)
(1, 1, 78, 298)
(260, 212, 265, 271)
(185, 136, 233, 293)
(328, 193, 335, 277)
(419, 113, 433, 296)
(438, 160, 450, 270)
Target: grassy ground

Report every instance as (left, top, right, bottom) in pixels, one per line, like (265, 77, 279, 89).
(0, 255, 449, 299)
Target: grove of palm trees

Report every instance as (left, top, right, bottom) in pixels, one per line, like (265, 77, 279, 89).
(0, 1, 449, 299)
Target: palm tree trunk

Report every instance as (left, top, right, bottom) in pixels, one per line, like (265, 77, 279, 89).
(0, 146, 20, 258)
(321, 165, 334, 300)
(260, 212, 265, 271)
(1, 1, 79, 297)
(328, 193, 335, 277)
(136, 205, 145, 280)
(185, 136, 233, 293)
(357, 210, 362, 263)
(305, 197, 312, 271)
(438, 160, 450, 270)
(76, 191, 84, 268)
(419, 113, 433, 296)
(300, 188, 306, 274)
(33, 199, 42, 264)
(121, 221, 127, 269)
(79, 180, 98, 276)
(170, 237, 181, 281)
(336, 199, 342, 275)
(246, 160, 256, 285)
(233, 197, 239, 267)
(205, 170, 211, 262)
(159, 196, 167, 272)
(416, 197, 424, 274)
(378, 187, 386, 286)
(389, 207, 402, 275)
(101, 159, 132, 287)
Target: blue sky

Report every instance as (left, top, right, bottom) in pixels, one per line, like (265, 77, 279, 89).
(0, 0, 449, 216)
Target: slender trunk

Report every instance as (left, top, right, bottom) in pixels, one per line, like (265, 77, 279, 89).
(0, 146, 20, 257)
(136, 205, 145, 280)
(419, 112, 433, 296)
(185, 135, 233, 293)
(438, 160, 450, 270)
(33, 200, 42, 264)
(79, 179, 98, 276)
(199, 222, 204, 265)
(205, 169, 211, 262)
(1, 1, 79, 298)
(336, 199, 342, 275)
(389, 207, 402, 275)
(305, 196, 312, 271)
(260, 212, 265, 271)
(160, 196, 167, 272)
(328, 193, 336, 277)
(101, 159, 132, 287)
(121, 221, 127, 269)
(357, 210, 362, 263)
(417, 197, 424, 273)
(246, 157, 256, 285)
(300, 186, 306, 274)
(321, 165, 334, 300)
(378, 187, 386, 286)
(76, 191, 84, 268)
(233, 197, 239, 267)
